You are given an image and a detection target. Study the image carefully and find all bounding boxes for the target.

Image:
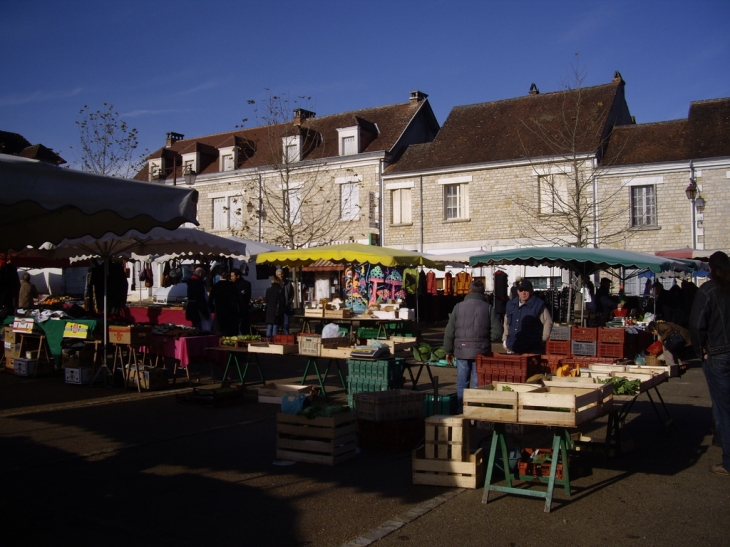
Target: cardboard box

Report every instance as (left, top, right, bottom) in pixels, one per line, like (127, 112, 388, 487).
(14, 358, 38, 376)
(108, 325, 153, 345)
(65, 366, 93, 385)
(128, 366, 166, 390)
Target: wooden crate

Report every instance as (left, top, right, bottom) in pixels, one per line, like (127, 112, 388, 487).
(425, 415, 469, 461)
(367, 339, 415, 354)
(304, 308, 324, 317)
(324, 308, 353, 319)
(276, 411, 357, 466)
(412, 446, 485, 489)
(108, 325, 152, 345)
(320, 347, 353, 359)
(463, 383, 545, 422)
(518, 386, 603, 427)
(256, 383, 311, 404)
(247, 342, 298, 355)
(542, 378, 614, 413)
(611, 371, 668, 393)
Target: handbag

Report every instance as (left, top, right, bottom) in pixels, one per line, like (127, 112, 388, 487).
(664, 330, 685, 353)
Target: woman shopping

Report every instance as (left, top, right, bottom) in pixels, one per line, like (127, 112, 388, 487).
(647, 320, 692, 367)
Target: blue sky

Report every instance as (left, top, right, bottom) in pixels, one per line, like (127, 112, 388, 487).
(2, 0, 729, 168)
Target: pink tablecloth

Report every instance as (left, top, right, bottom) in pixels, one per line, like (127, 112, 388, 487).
(151, 334, 221, 368)
(123, 306, 192, 326)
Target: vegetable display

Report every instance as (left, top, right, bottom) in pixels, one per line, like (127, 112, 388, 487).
(599, 376, 641, 396)
(220, 334, 262, 346)
(412, 343, 432, 362)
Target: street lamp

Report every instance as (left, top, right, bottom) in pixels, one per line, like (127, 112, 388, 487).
(183, 165, 197, 186)
(686, 161, 698, 248)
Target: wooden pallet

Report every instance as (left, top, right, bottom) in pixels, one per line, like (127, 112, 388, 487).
(412, 446, 485, 488)
(276, 411, 357, 466)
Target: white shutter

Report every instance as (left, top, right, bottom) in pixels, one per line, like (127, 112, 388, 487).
(213, 197, 227, 229)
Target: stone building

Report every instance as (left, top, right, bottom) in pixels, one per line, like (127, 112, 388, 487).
(136, 91, 439, 249)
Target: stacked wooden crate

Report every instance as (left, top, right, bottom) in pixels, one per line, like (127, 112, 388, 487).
(412, 415, 485, 488)
(275, 410, 357, 465)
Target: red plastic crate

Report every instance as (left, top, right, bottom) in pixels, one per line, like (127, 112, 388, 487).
(597, 328, 627, 344)
(545, 340, 571, 356)
(540, 354, 564, 374)
(597, 342, 638, 359)
(273, 334, 296, 345)
(571, 326, 597, 342)
(560, 355, 617, 366)
(518, 448, 567, 480)
(475, 353, 540, 374)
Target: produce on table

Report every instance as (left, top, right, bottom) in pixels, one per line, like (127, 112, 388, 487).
(598, 376, 641, 395)
(412, 343, 432, 362)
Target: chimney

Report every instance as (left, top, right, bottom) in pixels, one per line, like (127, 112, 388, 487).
(166, 132, 184, 148)
(293, 109, 316, 125)
(613, 70, 624, 83)
(529, 83, 539, 95)
(410, 90, 428, 103)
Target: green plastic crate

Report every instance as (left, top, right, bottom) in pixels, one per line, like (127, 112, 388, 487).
(423, 392, 458, 417)
(357, 327, 380, 339)
(347, 358, 404, 380)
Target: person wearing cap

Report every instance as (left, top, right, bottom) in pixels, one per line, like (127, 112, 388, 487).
(276, 268, 295, 335)
(502, 279, 553, 354)
(443, 279, 492, 413)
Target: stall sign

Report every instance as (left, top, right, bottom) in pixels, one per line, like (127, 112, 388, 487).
(63, 322, 89, 339)
(12, 318, 35, 334)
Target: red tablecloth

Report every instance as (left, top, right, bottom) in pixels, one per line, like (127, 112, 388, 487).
(123, 306, 192, 326)
(151, 334, 221, 368)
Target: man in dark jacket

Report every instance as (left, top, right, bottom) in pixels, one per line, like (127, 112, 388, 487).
(230, 267, 252, 335)
(184, 267, 211, 331)
(276, 268, 295, 335)
(444, 280, 492, 412)
(503, 279, 553, 354)
(689, 251, 730, 476)
(207, 270, 242, 336)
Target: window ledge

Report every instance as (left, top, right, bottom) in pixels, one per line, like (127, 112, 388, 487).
(629, 225, 661, 231)
(390, 222, 414, 227)
(443, 218, 471, 224)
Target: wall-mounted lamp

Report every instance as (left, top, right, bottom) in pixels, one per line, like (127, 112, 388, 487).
(695, 195, 706, 213)
(183, 166, 197, 186)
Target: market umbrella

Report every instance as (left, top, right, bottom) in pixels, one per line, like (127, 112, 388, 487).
(0, 154, 199, 251)
(656, 248, 726, 261)
(33, 227, 249, 382)
(256, 242, 444, 269)
(469, 247, 694, 276)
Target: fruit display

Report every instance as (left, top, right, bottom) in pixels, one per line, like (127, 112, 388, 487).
(220, 334, 262, 346)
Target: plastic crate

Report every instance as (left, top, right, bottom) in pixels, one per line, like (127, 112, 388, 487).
(353, 389, 425, 422)
(475, 353, 541, 376)
(571, 326, 598, 342)
(423, 392, 458, 417)
(357, 327, 380, 339)
(571, 340, 596, 356)
(346, 377, 405, 403)
(477, 371, 527, 386)
(545, 339, 571, 355)
(598, 328, 636, 344)
(347, 357, 404, 380)
(598, 342, 637, 359)
(273, 334, 296, 345)
(298, 335, 322, 356)
(549, 326, 572, 341)
(540, 354, 564, 374)
(517, 448, 567, 480)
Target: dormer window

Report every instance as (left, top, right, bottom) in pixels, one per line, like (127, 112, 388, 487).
(181, 152, 199, 175)
(283, 136, 301, 163)
(149, 161, 163, 181)
(337, 126, 360, 156)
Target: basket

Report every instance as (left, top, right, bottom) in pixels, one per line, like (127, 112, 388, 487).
(644, 354, 660, 367)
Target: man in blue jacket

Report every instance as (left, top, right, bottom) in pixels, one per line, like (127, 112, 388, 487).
(503, 279, 553, 354)
(444, 279, 492, 412)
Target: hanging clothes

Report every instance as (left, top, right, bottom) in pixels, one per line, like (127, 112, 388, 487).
(493, 270, 509, 316)
(403, 267, 419, 295)
(443, 271, 454, 296)
(426, 271, 438, 295)
(454, 271, 472, 295)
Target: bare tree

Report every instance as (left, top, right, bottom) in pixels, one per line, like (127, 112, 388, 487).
(514, 62, 633, 248)
(73, 103, 147, 178)
(231, 91, 361, 249)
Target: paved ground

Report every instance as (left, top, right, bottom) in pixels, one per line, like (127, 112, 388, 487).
(0, 324, 728, 547)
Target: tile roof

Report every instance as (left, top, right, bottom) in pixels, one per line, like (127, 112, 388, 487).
(138, 99, 434, 181)
(0, 130, 66, 165)
(604, 97, 730, 165)
(387, 80, 631, 174)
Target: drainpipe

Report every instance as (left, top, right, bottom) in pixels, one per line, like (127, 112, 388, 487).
(378, 158, 384, 246)
(419, 175, 424, 252)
